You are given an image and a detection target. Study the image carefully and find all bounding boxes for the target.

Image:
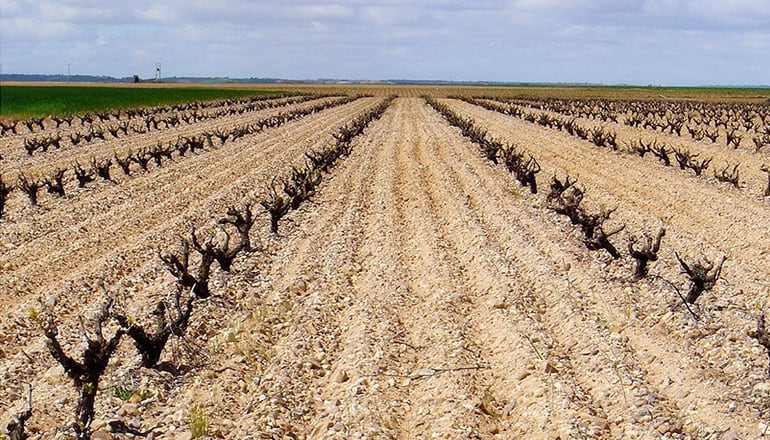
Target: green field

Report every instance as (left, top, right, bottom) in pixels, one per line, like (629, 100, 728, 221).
(0, 85, 283, 119)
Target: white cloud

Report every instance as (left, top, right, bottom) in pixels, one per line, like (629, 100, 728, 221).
(293, 4, 355, 19)
(0, 0, 768, 84)
(133, 4, 179, 23)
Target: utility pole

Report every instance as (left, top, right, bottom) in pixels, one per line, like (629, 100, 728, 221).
(67, 63, 71, 83)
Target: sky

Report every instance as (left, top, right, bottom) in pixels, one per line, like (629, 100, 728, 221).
(1, 0, 769, 86)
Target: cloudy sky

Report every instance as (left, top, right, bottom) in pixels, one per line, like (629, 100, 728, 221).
(1, 0, 769, 85)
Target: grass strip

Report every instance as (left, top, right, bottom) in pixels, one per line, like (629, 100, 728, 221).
(0, 85, 282, 119)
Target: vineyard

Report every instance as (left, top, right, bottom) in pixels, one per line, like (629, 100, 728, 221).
(1, 86, 770, 439)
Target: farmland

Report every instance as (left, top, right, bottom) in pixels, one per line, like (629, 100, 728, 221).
(0, 84, 281, 119)
(1, 84, 770, 439)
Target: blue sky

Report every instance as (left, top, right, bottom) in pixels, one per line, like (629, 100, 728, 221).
(1, 0, 769, 85)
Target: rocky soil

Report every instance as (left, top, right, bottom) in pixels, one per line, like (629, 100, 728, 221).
(2, 95, 769, 439)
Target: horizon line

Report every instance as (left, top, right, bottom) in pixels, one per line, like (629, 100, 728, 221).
(1, 73, 769, 89)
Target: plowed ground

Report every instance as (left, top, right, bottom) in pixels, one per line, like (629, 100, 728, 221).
(1, 97, 769, 439)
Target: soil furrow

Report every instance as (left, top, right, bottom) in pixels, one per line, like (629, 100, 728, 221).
(248, 99, 414, 438)
(421, 99, 693, 438)
(443, 98, 766, 437)
(0, 95, 293, 146)
(2, 90, 768, 440)
(385, 99, 494, 438)
(0, 98, 376, 295)
(410, 99, 602, 438)
(505, 100, 770, 191)
(0, 95, 316, 172)
(0, 96, 337, 222)
(445, 99, 770, 300)
(0, 98, 383, 434)
(0, 98, 379, 357)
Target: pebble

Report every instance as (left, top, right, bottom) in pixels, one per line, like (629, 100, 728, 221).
(410, 368, 435, 378)
(753, 382, 770, 394)
(341, 264, 356, 278)
(686, 328, 704, 339)
(331, 368, 349, 383)
(492, 298, 508, 309)
(635, 393, 657, 406)
(504, 399, 517, 416)
(591, 416, 610, 431)
(119, 403, 139, 417)
(656, 422, 671, 434)
(90, 431, 112, 440)
(543, 361, 559, 374)
(175, 433, 193, 440)
(723, 361, 744, 377)
(633, 407, 652, 423)
(291, 279, 308, 294)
